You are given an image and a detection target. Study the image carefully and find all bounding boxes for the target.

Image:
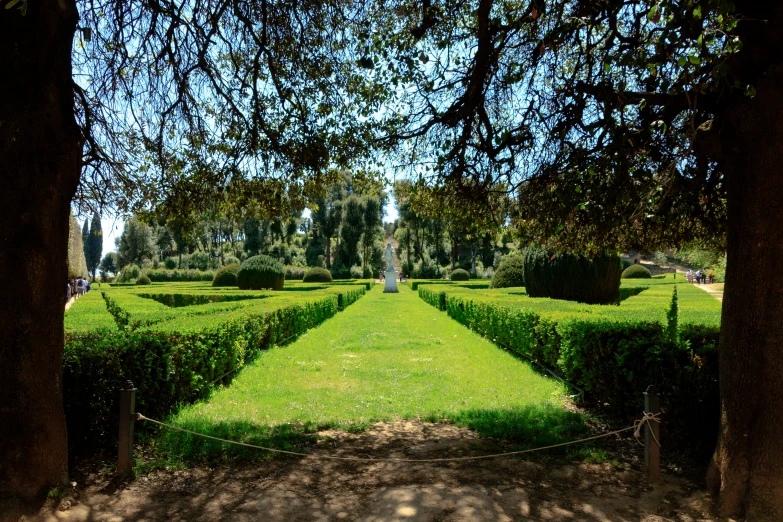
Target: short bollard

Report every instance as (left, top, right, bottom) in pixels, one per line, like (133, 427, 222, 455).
(644, 385, 661, 484)
(117, 380, 137, 476)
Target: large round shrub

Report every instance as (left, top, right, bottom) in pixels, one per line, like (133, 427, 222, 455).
(622, 264, 652, 279)
(212, 263, 240, 287)
(450, 268, 470, 281)
(117, 263, 141, 283)
(303, 267, 333, 283)
(136, 274, 151, 285)
(237, 255, 285, 290)
(490, 256, 526, 288)
(523, 247, 622, 304)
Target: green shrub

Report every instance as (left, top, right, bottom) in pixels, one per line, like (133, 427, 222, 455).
(303, 267, 333, 283)
(212, 263, 240, 287)
(285, 266, 305, 280)
(237, 255, 285, 290)
(490, 256, 525, 288)
(144, 268, 215, 282)
(63, 283, 367, 451)
(117, 264, 141, 283)
(164, 258, 177, 269)
(622, 264, 652, 278)
(523, 248, 621, 304)
(136, 274, 151, 285)
(330, 263, 352, 280)
(417, 282, 721, 459)
(622, 259, 633, 270)
(450, 268, 470, 281)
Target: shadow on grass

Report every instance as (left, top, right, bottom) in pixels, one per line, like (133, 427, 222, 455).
(151, 403, 588, 465)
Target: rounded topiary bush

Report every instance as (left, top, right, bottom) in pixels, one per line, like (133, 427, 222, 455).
(212, 263, 240, 287)
(450, 268, 470, 281)
(136, 274, 151, 285)
(303, 267, 333, 283)
(523, 247, 622, 304)
(622, 264, 652, 279)
(237, 255, 285, 290)
(117, 263, 141, 283)
(490, 256, 526, 288)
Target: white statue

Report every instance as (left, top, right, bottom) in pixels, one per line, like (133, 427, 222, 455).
(384, 242, 395, 272)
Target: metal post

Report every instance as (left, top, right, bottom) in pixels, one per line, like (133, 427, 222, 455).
(117, 380, 137, 476)
(644, 385, 661, 484)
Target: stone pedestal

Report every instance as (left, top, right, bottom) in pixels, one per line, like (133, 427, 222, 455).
(383, 271, 398, 293)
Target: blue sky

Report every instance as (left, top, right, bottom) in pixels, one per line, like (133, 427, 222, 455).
(94, 196, 398, 255)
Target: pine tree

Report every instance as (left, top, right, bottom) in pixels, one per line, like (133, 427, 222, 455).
(87, 214, 103, 280)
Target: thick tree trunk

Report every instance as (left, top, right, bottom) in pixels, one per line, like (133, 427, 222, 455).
(0, 0, 80, 513)
(706, 63, 783, 520)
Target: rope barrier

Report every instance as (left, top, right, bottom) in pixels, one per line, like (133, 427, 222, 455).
(135, 412, 658, 463)
(633, 411, 661, 447)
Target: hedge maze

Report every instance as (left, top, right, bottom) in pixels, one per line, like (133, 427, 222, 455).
(63, 281, 367, 450)
(418, 276, 722, 457)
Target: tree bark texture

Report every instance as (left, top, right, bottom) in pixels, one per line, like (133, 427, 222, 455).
(0, 0, 81, 511)
(707, 7, 783, 516)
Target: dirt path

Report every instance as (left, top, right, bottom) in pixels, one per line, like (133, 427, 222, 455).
(31, 421, 719, 522)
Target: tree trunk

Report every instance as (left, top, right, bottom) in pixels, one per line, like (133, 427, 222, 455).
(706, 62, 783, 519)
(325, 236, 332, 269)
(0, 0, 80, 513)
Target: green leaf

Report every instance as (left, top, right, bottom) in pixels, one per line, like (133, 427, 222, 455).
(677, 56, 687, 66)
(693, 6, 702, 19)
(647, 5, 658, 21)
(5, 0, 21, 9)
(688, 55, 700, 65)
(604, 63, 611, 73)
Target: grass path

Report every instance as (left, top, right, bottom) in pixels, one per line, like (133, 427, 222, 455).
(159, 284, 583, 461)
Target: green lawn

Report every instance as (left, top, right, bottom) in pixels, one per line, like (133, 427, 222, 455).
(159, 284, 583, 462)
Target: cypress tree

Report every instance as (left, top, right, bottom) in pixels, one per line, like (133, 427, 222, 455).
(87, 214, 103, 280)
(81, 219, 90, 272)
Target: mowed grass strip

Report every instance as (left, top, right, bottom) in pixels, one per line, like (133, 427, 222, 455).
(159, 284, 583, 462)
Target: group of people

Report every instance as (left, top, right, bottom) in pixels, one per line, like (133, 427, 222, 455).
(378, 272, 408, 282)
(66, 276, 91, 302)
(685, 269, 714, 284)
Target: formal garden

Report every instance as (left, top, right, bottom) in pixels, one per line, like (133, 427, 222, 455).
(7, 1, 783, 520)
(63, 249, 722, 468)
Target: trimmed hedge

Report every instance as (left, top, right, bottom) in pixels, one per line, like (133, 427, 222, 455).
(237, 255, 285, 290)
(145, 268, 215, 282)
(303, 267, 333, 283)
(63, 283, 366, 451)
(622, 264, 652, 278)
(213, 263, 240, 287)
(418, 282, 721, 458)
(450, 268, 470, 281)
(523, 248, 622, 304)
(490, 256, 525, 288)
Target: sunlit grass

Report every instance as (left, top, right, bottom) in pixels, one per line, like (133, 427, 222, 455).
(158, 284, 583, 461)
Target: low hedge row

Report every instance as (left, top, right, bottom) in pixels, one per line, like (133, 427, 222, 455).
(64, 285, 366, 451)
(409, 280, 490, 290)
(418, 282, 720, 458)
(143, 268, 216, 282)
